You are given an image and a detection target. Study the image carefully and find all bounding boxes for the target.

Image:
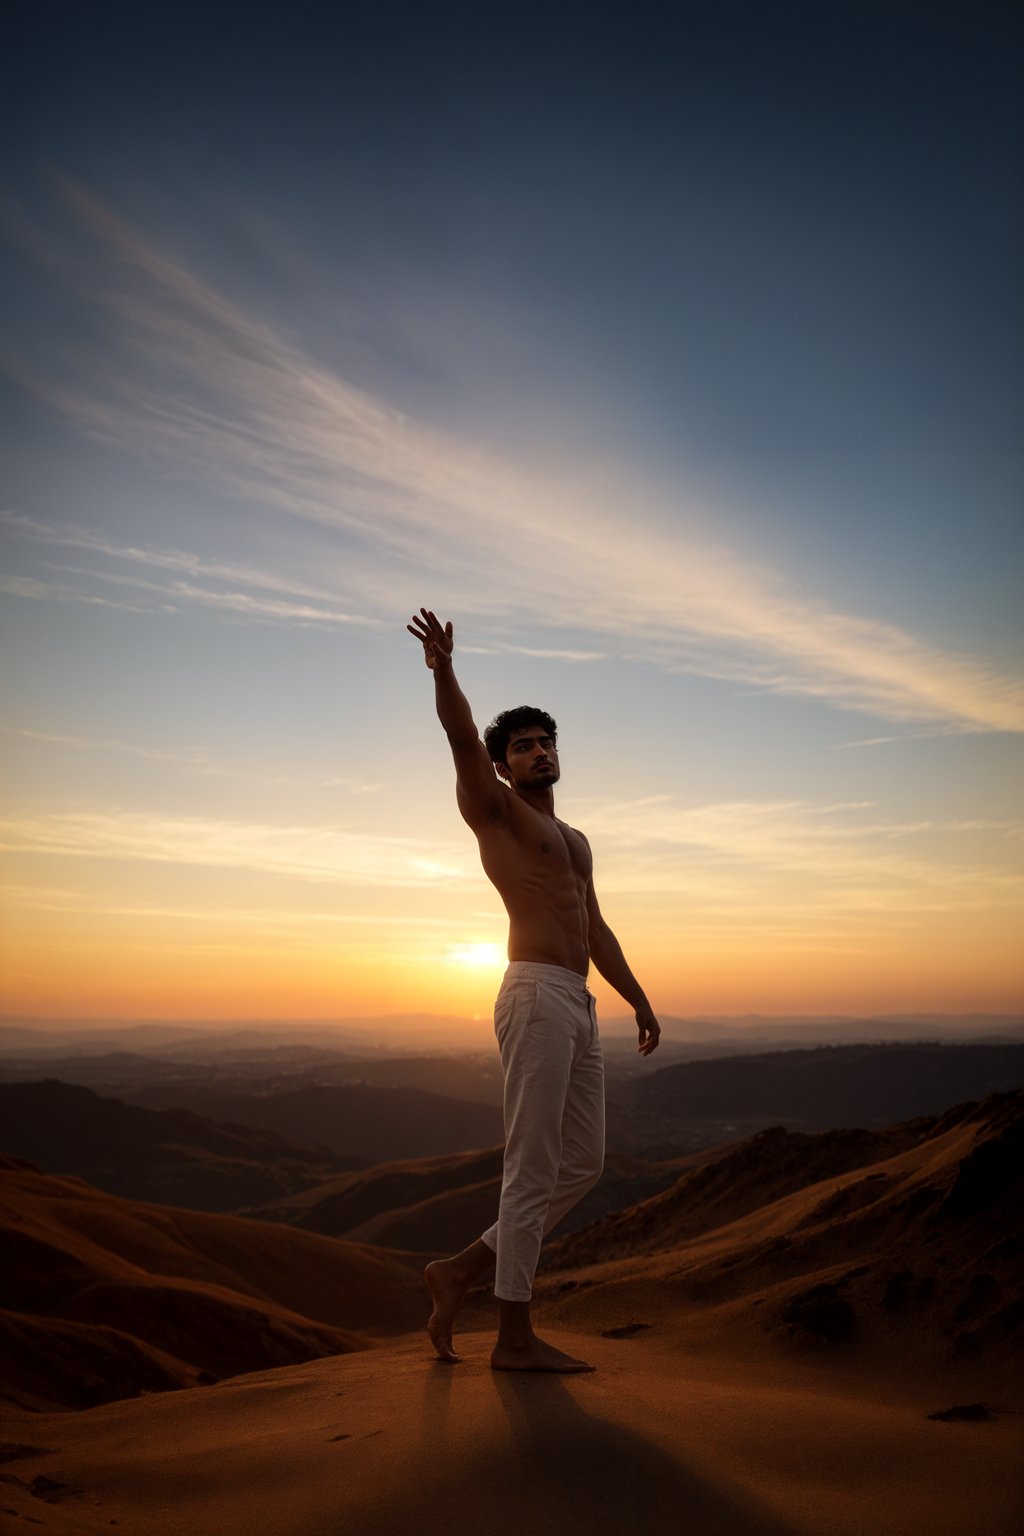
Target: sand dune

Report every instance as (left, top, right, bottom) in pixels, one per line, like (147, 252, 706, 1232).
(4, 1090, 1020, 1417)
(1, 1328, 1020, 1536)
(1, 1097, 1021, 1532)
(0, 1159, 425, 1410)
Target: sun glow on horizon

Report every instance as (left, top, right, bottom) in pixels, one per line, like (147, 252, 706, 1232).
(445, 942, 507, 970)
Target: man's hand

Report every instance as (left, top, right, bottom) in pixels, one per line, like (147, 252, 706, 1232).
(636, 1001, 661, 1057)
(407, 608, 454, 671)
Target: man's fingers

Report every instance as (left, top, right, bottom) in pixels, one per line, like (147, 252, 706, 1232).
(637, 1017, 661, 1056)
(409, 614, 440, 643)
(409, 611, 452, 660)
(413, 609, 444, 640)
(412, 610, 453, 645)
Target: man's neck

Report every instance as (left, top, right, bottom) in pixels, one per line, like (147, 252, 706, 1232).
(515, 784, 556, 818)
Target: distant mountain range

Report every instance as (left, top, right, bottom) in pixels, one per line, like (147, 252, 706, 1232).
(614, 1042, 1024, 1153)
(2, 1044, 1021, 1190)
(2, 1011, 1020, 1056)
(0, 1078, 506, 1172)
(0, 1081, 364, 1210)
(0, 1017, 477, 1052)
(0, 1046, 507, 1107)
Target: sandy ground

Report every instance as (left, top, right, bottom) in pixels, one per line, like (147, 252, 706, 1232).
(2, 1327, 1021, 1536)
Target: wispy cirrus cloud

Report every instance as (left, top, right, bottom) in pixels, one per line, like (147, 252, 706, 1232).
(462, 643, 607, 663)
(568, 794, 1024, 911)
(7, 183, 1024, 733)
(0, 807, 475, 889)
(49, 562, 374, 629)
(0, 511, 377, 630)
(0, 881, 451, 929)
(2, 796, 1018, 916)
(0, 725, 216, 770)
(0, 570, 150, 614)
(0, 725, 381, 794)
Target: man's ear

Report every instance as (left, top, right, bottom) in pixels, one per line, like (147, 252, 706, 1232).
(495, 761, 510, 783)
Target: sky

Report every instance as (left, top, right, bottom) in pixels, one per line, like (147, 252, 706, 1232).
(2, 0, 1022, 1028)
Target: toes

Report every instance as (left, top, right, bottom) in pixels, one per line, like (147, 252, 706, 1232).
(427, 1324, 460, 1362)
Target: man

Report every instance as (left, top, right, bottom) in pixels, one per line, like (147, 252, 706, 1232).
(407, 608, 660, 1373)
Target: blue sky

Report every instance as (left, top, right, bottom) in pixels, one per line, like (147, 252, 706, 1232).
(2, 0, 1022, 1021)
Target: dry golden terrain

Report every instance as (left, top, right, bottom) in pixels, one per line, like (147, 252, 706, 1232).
(2, 1092, 1021, 1533)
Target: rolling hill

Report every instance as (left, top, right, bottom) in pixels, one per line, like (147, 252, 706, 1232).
(539, 1090, 1024, 1367)
(0, 1155, 426, 1412)
(248, 1144, 691, 1250)
(0, 1080, 363, 1210)
(119, 1081, 506, 1159)
(611, 1042, 1024, 1154)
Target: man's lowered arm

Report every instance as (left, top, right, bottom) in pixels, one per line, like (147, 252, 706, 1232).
(586, 875, 661, 1056)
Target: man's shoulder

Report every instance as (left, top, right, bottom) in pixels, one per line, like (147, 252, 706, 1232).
(556, 818, 590, 844)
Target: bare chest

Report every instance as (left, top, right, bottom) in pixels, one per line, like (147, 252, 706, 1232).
(535, 818, 592, 884)
(476, 803, 592, 897)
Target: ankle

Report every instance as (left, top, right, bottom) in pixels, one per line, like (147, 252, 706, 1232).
(443, 1255, 475, 1284)
(497, 1327, 535, 1351)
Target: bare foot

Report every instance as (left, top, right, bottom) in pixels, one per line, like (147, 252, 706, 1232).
(425, 1259, 467, 1362)
(490, 1334, 595, 1373)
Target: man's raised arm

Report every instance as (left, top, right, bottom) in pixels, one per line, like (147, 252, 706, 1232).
(406, 609, 505, 830)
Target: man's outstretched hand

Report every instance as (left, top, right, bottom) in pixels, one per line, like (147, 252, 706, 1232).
(407, 609, 454, 671)
(636, 1001, 661, 1057)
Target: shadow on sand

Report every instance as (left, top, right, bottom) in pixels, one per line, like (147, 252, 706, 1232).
(487, 1369, 798, 1536)
(349, 1356, 799, 1536)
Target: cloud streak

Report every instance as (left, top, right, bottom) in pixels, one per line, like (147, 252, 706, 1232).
(569, 794, 1024, 910)
(0, 725, 381, 794)
(1, 511, 377, 630)
(3, 797, 1018, 922)
(0, 807, 476, 889)
(8, 184, 1024, 732)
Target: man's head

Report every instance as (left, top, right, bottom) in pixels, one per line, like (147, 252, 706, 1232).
(484, 706, 559, 789)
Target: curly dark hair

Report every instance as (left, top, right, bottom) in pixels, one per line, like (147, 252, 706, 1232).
(483, 706, 558, 766)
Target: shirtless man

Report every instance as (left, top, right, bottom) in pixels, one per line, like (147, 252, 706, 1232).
(407, 609, 660, 1373)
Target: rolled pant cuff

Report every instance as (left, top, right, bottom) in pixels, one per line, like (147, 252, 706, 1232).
(493, 1288, 533, 1303)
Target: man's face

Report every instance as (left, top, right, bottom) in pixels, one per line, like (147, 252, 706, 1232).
(501, 724, 560, 789)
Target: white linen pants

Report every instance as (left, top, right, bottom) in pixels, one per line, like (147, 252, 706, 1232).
(480, 961, 605, 1302)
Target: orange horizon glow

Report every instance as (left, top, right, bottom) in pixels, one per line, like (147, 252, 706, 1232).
(4, 785, 1022, 1028)
(3, 903, 1021, 1025)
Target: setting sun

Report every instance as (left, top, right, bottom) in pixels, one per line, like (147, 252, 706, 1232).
(445, 942, 507, 970)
